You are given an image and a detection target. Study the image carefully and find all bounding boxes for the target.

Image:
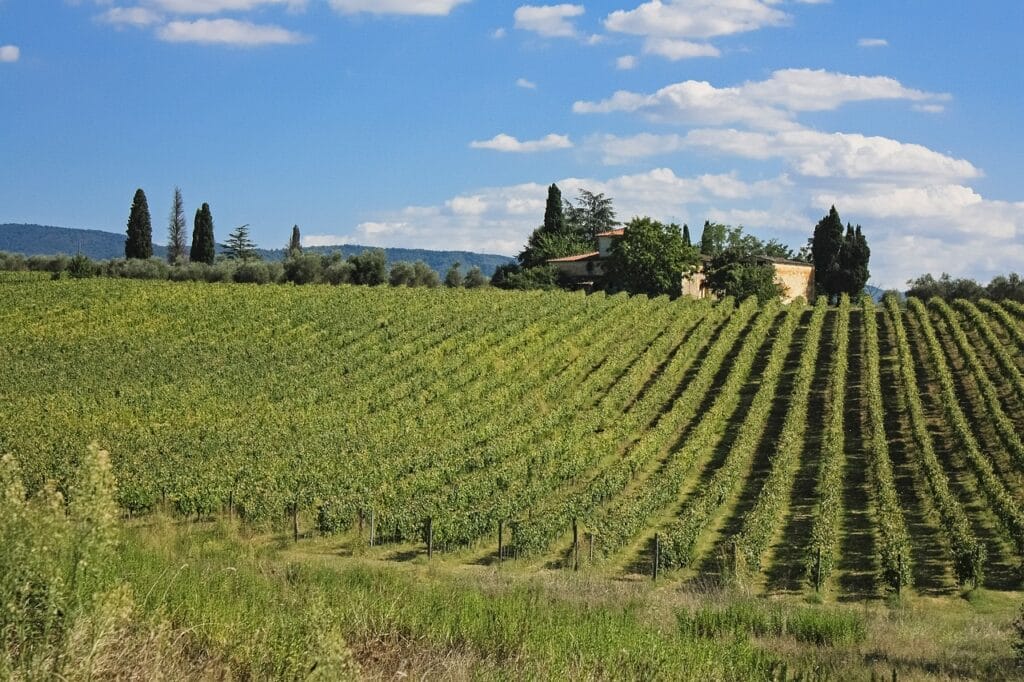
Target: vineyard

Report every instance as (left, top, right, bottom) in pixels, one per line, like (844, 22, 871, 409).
(3, 278, 1024, 599)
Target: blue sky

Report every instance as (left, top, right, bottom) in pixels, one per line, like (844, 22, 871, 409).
(1, 0, 1022, 287)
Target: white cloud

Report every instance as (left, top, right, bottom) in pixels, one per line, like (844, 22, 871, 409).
(0, 45, 19, 63)
(574, 69, 950, 130)
(514, 4, 585, 38)
(470, 133, 573, 153)
(144, 0, 306, 13)
(913, 103, 945, 114)
(100, 7, 163, 27)
(605, 0, 788, 40)
(447, 195, 488, 215)
(616, 54, 639, 70)
(516, 77, 537, 89)
(492, 27, 507, 38)
(858, 37, 888, 48)
(157, 18, 308, 45)
(329, 0, 469, 15)
(642, 37, 719, 59)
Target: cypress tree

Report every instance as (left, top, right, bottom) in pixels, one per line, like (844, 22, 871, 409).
(852, 225, 871, 295)
(167, 187, 187, 264)
(682, 223, 691, 248)
(543, 184, 565, 234)
(190, 203, 216, 265)
(287, 225, 302, 256)
(124, 188, 153, 259)
(812, 206, 845, 301)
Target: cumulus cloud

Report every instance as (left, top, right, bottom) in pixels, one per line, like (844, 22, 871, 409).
(157, 18, 308, 45)
(643, 37, 718, 59)
(574, 69, 949, 130)
(99, 7, 164, 27)
(616, 54, 639, 70)
(605, 0, 788, 40)
(143, 0, 306, 13)
(858, 37, 888, 48)
(329, 0, 470, 15)
(0, 45, 19, 63)
(516, 77, 537, 89)
(514, 4, 585, 38)
(470, 133, 573, 153)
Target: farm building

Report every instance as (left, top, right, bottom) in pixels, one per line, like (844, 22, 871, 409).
(549, 228, 815, 303)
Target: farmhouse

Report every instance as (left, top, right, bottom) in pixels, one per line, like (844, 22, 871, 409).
(549, 228, 815, 303)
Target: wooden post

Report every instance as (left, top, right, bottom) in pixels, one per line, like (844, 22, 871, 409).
(292, 503, 299, 543)
(589, 532, 595, 563)
(427, 517, 434, 560)
(897, 554, 903, 596)
(814, 546, 822, 592)
(572, 518, 579, 571)
(369, 510, 376, 547)
(653, 533, 660, 581)
(228, 490, 233, 520)
(498, 521, 504, 565)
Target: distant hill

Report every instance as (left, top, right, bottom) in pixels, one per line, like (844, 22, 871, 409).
(0, 223, 514, 277)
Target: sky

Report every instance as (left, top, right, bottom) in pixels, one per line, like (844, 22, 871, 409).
(1, 0, 1022, 288)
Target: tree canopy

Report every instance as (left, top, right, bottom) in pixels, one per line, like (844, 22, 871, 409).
(811, 206, 870, 300)
(124, 189, 153, 260)
(166, 187, 187, 265)
(604, 217, 699, 298)
(190, 203, 216, 265)
(223, 224, 258, 261)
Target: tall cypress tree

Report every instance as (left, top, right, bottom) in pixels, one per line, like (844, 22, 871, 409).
(682, 223, 691, 248)
(167, 187, 187, 264)
(124, 188, 153, 260)
(287, 225, 302, 256)
(190, 203, 216, 265)
(543, 183, 564, 234)
(811, 206, 845, 301)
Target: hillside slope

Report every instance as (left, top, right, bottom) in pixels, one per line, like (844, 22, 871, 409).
(0, 223, 514, 276)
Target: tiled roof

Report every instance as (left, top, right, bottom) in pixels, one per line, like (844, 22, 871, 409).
(548, 251, 601, 262)
(596, 228, 625, 237)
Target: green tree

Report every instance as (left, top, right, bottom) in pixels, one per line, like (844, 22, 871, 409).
(287, 225, 302, 257)
(518, 184, 591, 268)
(444, 261, 464, 288)
(124, 188, 153, 260)
(604, 217, 699, 298)
(190, 203, 216, 265)
(167, 187, 187, 265)
(699, 221, 726, 256)
(682, 223, 691, 248)
(348, 249, 387, 285)
(223, 224, 258, 261)
(464, 266, 488, 288)
(565, 189, 618, 240)
(812, 206, 845, 301)
(389, 261, 416, 287)
(412, 261, 440, 287)
(284, 252, 323, 284)
(704, 250, 784, 302)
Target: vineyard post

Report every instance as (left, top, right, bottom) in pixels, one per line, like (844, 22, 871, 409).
(427, 516, 434, 560)
(228, 490, 233, 521)
(572, 518, 579, 571)
(814, 546, 822, 593)
(498, 520, 504, 565)
(897, 554, 903, 596)
(653, 533, 660, 581)
(589, 532, 595, 563)
(370, 510, 376, 547)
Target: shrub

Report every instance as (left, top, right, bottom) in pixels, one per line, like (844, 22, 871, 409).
(324, 260, 355, 285)
(66, 254, 96, 279)
(233, 261, 273, 284)
(284, 253, 324, 285)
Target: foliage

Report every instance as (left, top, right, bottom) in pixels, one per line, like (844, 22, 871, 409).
(348, 249, 387, 285)
(124, 189, 153, 260)
(811, 207, 870, 300)
(564, 189, 618, 241)
(491, 263, 562, 290)
(444, 261, 464, 288)
(518, 184, 593, 268)
(287, 225, 302, 257)
(167, 187, 187, 265)
(699, 221, 765, 258)
(463, 266, 488, 288)
(905, 272, 1024, 302)
(284, 252, 324, 285)
(190, 203, 216, 265)
(67, 253, 95, 279)
(677, 600, 866, 647)
(604, 216, 699, 298)
(704, 251, 784, 302)
(222, 224, 259, 261)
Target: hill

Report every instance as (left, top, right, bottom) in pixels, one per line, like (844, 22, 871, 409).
(0, 223, 514, 276)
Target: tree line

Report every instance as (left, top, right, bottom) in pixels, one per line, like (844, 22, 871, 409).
(497, 183, 872, 302)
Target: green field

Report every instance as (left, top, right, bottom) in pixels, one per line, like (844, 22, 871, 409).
(3, 278, 1024, 678)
